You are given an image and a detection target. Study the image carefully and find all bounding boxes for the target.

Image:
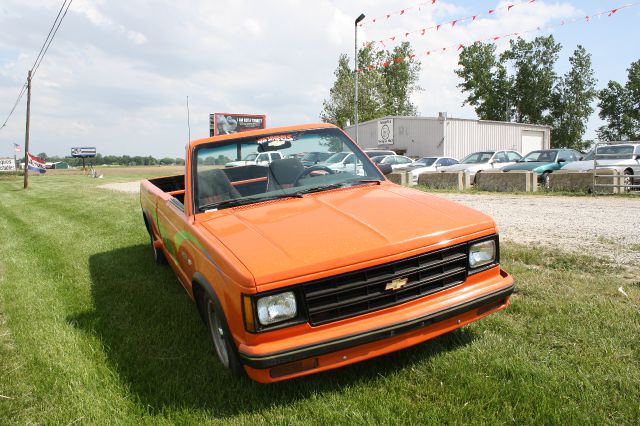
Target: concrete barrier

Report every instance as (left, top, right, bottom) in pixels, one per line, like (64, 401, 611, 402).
(387, 171, 410, 186)
(417, 171, 468, 191)
(547, 169, 621, 193)
(475, 170, 535, 192)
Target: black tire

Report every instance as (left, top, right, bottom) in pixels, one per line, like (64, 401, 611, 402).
(623, 169, 633, 191)
(149, 231, 167, 265)
(541, 171, 551, 189)
(203, 291, 244, 377)
(473, 171, 482, 185)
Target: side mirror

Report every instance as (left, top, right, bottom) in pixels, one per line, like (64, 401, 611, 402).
(633, 154, 639, 161)
(378, 164, 393, 175)
(557, 158, 566, 163)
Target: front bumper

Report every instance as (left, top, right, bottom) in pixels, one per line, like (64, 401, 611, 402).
(239, 269, 514, 382)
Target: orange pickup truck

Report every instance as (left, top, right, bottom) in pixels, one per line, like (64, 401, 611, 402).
(140, 123, 514, 383)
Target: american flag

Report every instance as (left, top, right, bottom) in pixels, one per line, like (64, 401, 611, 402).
(14, 143, 21, 153)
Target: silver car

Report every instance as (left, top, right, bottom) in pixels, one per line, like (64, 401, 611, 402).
(561, 143, 640, 186)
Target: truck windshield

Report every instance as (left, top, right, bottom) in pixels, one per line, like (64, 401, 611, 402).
(193, 127, 384, 212)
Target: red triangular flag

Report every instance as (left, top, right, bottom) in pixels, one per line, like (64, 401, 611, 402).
(472, 15, 477, 21)
(405, 32, 410, 37)
(436, 24, 441, 30)
(489, 9, 494, 14)
(400, 9, 405, 15)
(508, 4, 514, 11)
(421, 28, 426, 35)
(451, 20, 457, 27)
(457, 44, 464, 50)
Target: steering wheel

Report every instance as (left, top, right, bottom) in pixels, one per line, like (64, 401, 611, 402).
(294, 165, 335, 186)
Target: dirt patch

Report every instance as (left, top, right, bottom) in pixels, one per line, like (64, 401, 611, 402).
(97, 181, 141, 193)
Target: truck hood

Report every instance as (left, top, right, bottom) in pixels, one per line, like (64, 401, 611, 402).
(198, 184, 496, 288)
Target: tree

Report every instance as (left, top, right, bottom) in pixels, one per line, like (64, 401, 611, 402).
(549, 46, 597, 149)
(321, 42, 421, 127)
(597, 60, 640, 141)
(500, 36, 561, 124)
(455, 43, 511, 121)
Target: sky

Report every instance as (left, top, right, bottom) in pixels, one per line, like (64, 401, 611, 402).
(0, 0, 638, 159)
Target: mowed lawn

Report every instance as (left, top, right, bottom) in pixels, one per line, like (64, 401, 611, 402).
(0, 172, 639, 424)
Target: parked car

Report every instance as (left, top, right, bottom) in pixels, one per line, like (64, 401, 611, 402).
(502, 149, 582, 183)
(440, 150, 523, 183)
(140, 123, 514, 383)
(225, 151, 283, 167)
(300, 151, 332, 167)
(397, 157, 459, 184)
(363, 148, 396, 158)
(370, 154, 414, 170)
(560, 143, 640, 187)
(318, 151, 362, 173)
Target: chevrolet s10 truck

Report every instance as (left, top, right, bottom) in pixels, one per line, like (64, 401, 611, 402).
(140, 123, 514, 383)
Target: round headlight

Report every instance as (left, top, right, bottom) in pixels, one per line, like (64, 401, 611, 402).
(256, 291, 297, 326)
(469, 240, 496, 268)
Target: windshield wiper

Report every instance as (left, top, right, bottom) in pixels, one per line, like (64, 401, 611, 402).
(200, 184, 347, 211)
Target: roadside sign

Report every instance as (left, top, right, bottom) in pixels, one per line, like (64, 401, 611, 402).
(71, 147, 97, 158)
(210, 113, 266, 137)
(0, 157, 16, 172)
(377, 118, 394, 145)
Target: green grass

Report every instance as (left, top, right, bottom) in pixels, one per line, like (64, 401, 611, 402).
(0, 174, 639, 424)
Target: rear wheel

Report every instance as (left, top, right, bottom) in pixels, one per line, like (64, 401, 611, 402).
(204, 292, 244, 376)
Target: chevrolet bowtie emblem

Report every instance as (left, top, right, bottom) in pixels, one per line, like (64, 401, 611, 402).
(385, 277, 409, 291)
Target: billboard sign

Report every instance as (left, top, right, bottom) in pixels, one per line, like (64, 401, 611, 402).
(377, 119, 394, 145)
(71, 147, 97, 158)
(0, 157, 16, 172)
(210, 113, 266, 137)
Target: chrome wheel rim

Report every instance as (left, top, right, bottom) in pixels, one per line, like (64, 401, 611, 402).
(207, 301, 229, 368)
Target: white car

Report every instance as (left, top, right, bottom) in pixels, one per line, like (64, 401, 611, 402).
(440, 150, 522, 183)
(370, 155, 414, 170)
(319, 152, 362, 173)
(561, 143, 640, 186)
(225, 151, 283, 167)
(397, 157, 459, 184)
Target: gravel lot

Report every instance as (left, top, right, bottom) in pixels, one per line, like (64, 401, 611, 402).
(101, 181, 640, 265)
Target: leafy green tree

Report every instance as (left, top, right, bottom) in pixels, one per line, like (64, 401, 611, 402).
(549, 46, 597, 149)
(455, 43, 511, 121)
(597, 60, 640, 141)
(321, 42, 421, 127)
(500, 36, 561, 124)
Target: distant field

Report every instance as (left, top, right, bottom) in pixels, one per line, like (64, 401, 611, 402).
(0, 173, 638, 424)
(45, 165, 185, 178)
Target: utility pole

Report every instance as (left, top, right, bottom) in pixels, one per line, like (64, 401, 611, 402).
(23, 70, 32, 189)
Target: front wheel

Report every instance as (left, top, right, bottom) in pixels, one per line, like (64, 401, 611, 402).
(623, 169, 633, 191)
(204, 293, 244, 376)
(541, 171, 551, 189)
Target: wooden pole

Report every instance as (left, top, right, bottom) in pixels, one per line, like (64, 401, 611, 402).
(23, 70, 32, 189)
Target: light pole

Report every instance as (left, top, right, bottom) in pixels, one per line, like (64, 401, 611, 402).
(354, 13, 365, 148)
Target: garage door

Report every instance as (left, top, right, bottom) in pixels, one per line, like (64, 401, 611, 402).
(521, 130, 544, 155)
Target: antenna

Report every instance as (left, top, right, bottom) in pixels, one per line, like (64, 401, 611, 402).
(186, 96, 191, 142)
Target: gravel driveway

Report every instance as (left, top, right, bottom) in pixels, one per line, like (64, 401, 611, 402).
(100, 181, 640, 265)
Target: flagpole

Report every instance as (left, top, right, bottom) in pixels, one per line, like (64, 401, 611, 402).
(23, 70, 32, 189)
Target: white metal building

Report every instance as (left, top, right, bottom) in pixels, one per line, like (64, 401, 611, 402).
(343, 114, 551, 160)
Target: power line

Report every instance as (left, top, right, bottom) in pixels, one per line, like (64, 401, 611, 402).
(30, 0, 69, 74)
(0, 0, 73, 131)
(0, 84, 27, 130)
(33, 0, 73, 78)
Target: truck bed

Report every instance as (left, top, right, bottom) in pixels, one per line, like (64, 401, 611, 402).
(147, 174, 185, 203)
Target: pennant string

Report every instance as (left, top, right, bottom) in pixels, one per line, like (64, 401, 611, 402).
(356, 2, 639, 73)
(366, 0, 538, 48)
